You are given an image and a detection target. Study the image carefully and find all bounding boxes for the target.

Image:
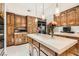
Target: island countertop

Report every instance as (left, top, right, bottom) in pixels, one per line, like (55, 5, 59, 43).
(54, 32, 79, 39)
(27, 34, 77, 55)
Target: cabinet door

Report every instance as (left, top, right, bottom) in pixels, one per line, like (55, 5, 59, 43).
(7, 34, 13, 46)
(10, 14, 14, 25)
(54, 15, 61, 26)
(0, 3, 2, 12)
(22, 34, 27, 43)
(14, 34, 23, 45)
(27, 16, 31, 33)
(76, 6, 79, 25)
(0, 3, 4, 18)
(6, 12, 14, 26)
(27, 16, 37, 33)
(21, 16, 26, 27)
(6, 13, 10, 25)
(15, 15, 21, 28)
(6, 12, 14, 46)
(67, 8, 76, 26)
(7, 26, 14, 46)
(60, 12, 67, 26)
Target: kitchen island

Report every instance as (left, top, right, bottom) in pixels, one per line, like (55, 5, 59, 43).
(27, 34, 78, 56)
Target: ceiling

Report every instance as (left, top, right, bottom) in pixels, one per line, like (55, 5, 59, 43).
(6, 3, 79, 21)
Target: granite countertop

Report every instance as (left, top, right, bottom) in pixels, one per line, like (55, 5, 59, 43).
(54, 32, 79, 39)
(27, 34, 77, 55)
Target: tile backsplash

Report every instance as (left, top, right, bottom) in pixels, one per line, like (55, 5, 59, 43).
(71, 26, 79, 33)
(54, 26, 79, 33)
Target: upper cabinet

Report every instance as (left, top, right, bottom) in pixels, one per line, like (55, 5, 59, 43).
(66, 8, 76, 26)
(21, 16, 26, 27)
(76, 6, 79, 25)
(15, 15, 26, 28)
(60, 12, 67, 26)
(6, 12, 15, 46)
(26, 16, 37, 34)
(54, 5, 79, 26)
(54, 15, 61, 26)
(6, 12, 15, 26)
(15, 15, 21, 28)
(0, 3, 4, 18)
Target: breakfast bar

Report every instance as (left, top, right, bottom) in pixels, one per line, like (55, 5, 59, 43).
(27, 34, 78, 56)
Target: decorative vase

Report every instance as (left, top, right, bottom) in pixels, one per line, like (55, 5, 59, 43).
(47, 21, 57, 37)
(51, 29, 54, 37)
(51, 26, 54, 37)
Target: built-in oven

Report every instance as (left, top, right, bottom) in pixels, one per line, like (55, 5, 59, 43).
(38, 18, 46, 34)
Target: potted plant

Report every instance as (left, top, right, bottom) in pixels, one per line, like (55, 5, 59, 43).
(47, 21, 57, 37)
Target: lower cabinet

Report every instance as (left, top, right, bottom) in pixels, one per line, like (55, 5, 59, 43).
(14, 32, 27, 45)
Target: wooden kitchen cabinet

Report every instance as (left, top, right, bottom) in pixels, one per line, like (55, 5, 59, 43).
(76, 6, 79, 25)
(54, 15, 61, 26)
(66, 8, 76, 26)
(14, 33, 23, 45)
(60, 12, 67, 26)
(0, 3, 4, 18)
(23, 33, 27, 43)
(14, 33, 27, 45)
(0, 3, 2, 12)
(27, 37, 33, 43)
(21, 16, 26, 27)
(54, 5, 79, 26)
(6, 12, 27, 46)
(15, 15, 26, 28)
(26, 16, 37, 34)
(15, 15, 21, 28)
(6, 12, 15, 46)
(7, 12, 14, 26)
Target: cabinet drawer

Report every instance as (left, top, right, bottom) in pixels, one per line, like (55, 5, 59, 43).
(40, 44, 55, 56)
(22, 34, 27, 43)
(33, 40, 39, 48)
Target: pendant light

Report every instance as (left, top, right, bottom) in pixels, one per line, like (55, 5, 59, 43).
(35, 4, 38, 22)
(55, 3, 60, 16)
(41, 3, 45, 20)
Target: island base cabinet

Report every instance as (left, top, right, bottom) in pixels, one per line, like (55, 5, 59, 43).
(60, 44, 78, 56)
(40, 44, 56, 56)
(27, 37, 57, 56)
(27, 36, 78, 56)
(40, 45, 78, 56)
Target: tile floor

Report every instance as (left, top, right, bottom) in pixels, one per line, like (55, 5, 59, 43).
(6, 43, 46, 56)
